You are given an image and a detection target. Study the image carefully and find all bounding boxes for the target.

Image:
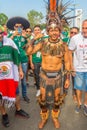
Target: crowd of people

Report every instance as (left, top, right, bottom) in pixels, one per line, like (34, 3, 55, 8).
(0, 16, 87, 129)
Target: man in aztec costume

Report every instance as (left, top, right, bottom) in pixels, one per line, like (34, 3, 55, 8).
(7, 16, 30, 103)
(27, 0, 75, 128)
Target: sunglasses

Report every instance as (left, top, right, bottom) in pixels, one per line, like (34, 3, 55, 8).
(26, 30, 31, 33)
(82, 27, 87, 29)
(15, 25, 23, 28)
(70, 32, 77, 34)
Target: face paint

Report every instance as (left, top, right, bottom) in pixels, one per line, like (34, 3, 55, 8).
(47, 22, 61, 32)
(50, 23, 57, 29)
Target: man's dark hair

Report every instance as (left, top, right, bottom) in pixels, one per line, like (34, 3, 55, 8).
(70, 27, 79, 32)
(33, 25, 41, 30)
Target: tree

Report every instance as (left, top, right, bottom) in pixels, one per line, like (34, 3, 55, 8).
(0, 13, 8, 25)
(27, 10, 44, 28)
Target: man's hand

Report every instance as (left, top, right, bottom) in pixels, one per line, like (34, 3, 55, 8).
(71, 67, 76, 77)
(11, 31, 19, 39)
(30, 63, 34, 70)
(34, 33, 43, 40)
(19, 69, 24, 79)
(64, 79, 70, 89)
(18, 64, 24, 79)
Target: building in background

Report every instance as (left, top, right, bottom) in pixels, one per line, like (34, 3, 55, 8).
(74, 9, 83, 31)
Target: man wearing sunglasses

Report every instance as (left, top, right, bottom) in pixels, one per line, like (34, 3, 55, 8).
(62, 27, 79, 97)
(69, 27, 79, 103)
(70, 27, 79, 38)
(69, 19, 87, 116)
(7, 17, 30, 103)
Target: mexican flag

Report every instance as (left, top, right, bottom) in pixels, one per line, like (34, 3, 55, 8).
(0, 37, 20, 107)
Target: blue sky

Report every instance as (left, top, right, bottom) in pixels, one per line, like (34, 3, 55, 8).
(0, 0, 46, 18)
(0, 0, 87, 20)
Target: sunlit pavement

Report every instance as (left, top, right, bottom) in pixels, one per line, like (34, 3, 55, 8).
(0, 76, 87, 130)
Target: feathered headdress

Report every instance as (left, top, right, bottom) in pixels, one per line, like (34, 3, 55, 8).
(44, 0, 77, 30)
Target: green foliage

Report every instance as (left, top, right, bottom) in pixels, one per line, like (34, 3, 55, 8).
(0, 13, 8, 25)
(40, 23, 46, 30)
(63, 25, 70, 32)
(27, 10, 44, 28)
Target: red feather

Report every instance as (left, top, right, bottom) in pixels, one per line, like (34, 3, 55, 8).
(50, 0, 56, 12)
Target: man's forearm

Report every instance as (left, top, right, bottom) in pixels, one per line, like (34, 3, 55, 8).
(18, 64, 22, 72)
(26, 45, 33, 55)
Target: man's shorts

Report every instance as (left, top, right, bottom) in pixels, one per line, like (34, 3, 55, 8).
(74, 72, 87, 91)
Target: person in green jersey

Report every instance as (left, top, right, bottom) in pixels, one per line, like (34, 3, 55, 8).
(7, 17, 30, 103)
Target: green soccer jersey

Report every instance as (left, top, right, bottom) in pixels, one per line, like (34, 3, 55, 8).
(8, 33, 28, 63)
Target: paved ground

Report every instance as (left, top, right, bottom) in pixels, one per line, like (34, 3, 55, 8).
(0, 76, 87, 130)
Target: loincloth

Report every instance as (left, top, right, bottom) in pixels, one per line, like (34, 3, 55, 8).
(40, 69, 62, 89)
